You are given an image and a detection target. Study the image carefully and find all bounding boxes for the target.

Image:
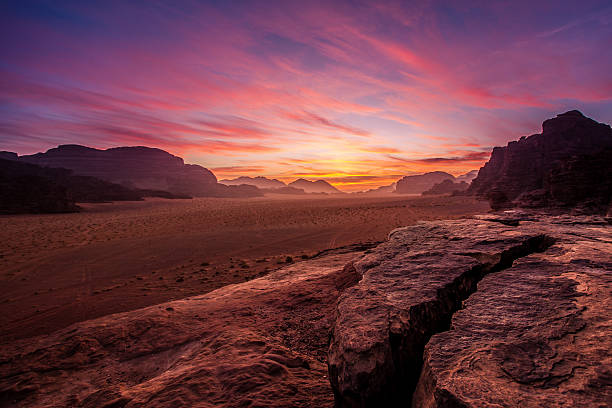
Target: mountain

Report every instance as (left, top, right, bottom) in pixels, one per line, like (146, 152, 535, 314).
(468, 110, 612, 213)
(395, 171, 455, 194)
(357, 183, 396, 195)
(260, 186, 306, 195)
(422, 179, 469, 196)
(19, 144, 261, 198)
(455, 170, 478, 184)
(220, 176, 286, 189)
(0, 158, 188, 214)
(288, 179, 342, 194)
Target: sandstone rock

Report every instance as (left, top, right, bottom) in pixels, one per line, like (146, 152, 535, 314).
(395, 172, 455, 194)
(468, 111, 612, 212)
(328, 216, 610, 407)
(327, 219, 554, 406)
(413, 217, 612, 407)
(422, 179, 469, 196)
(0, 246, 371, 407)
(455, 170, 478, 184)
(19, 145, 259, 197)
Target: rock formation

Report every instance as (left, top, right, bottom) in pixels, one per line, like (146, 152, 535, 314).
(328, 215, 610, 407)
(220, 176, 287, 189)
(260, 186, 307, 195)
(288, 179, 342, 194)
(421, 179, 468, 195)
(19, 145, 261, 198)
(468, 110, 612, 212)
(357, 183, 396, 195)
(0, 245, 374, 407)
(395, 172, 454, 194)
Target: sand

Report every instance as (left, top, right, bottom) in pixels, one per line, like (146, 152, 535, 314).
(0, 194, 489, 342)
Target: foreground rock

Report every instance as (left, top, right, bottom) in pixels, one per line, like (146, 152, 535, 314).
(468, 110, 612, 212)
(413, 216, 612, 407)
(0, 245, 372, 407)
(328, 216, 610, 407)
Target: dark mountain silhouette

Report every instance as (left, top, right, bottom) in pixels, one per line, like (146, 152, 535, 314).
(0, 158, 190, 214)
(288, 179, 342, 194)
(468, 110, 612, 213)
(220, 176, 286, 189)
(19, 144, 261, 198)
(395, 171, 455, 194)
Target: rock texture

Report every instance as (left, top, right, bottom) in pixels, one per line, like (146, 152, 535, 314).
(395, 172, 455, 194)
(422, 179, 468, 196)
(19, 145, 261, 198)
(328, 215, 610, 407)
(288, 179, 342, 194)
(0, 246, 372, 407)
(468, 111, 612, 212)
(413, 216, 612, 408)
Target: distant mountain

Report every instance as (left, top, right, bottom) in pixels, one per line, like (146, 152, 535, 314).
(19, 144, 261, 198)
(288, 179, 342, 194)
(422, 179, 469, 196)
(358, 183, 396, 195)
(220, 176, 286, 189)
(395, 171, 455, 194)
(456, 170, 478, 184)
(468, 110, 612, 213)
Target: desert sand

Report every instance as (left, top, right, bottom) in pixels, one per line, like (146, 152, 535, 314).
(0, 194, 489, 343)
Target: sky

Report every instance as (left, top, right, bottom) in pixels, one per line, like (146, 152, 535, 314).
(1, 0, 611, 191)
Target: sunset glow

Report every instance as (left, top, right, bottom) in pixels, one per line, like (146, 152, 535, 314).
(1, 0, 611, 191)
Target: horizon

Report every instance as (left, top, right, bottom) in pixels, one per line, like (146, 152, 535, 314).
(1, 1, 612, 191)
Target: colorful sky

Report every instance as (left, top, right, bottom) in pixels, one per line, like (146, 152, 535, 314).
(1, 0, 611, 191)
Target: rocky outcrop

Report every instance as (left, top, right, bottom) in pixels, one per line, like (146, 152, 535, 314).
(220, 176, 287, 189)
(261, 186, 307, 195)
(421, 179, 468, 196)
(288, 179, 342, 194)
(0, 245, 373, 407)
(395, 172, 455, 194)
(327, 215, 610, 407)
(468, 111, 612, 212)
(413, 215, 611, 408)
(19, 145, 260, 198)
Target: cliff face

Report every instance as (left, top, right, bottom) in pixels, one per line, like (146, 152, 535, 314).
(21, 145, 220, 196)
(395, 172, 454, 194)
(468, 111, 612, 212)
(421, 179, 468, 196)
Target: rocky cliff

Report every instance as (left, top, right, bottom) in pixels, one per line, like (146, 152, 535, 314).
(20, 145, 259, 197)
(468, 111, 612, 212)
(395, 172, 455, 194)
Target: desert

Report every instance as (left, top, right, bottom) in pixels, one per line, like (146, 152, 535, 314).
(2, 2, 612, 407)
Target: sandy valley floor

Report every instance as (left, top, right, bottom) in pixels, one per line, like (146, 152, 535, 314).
(0, 194, 489, 342)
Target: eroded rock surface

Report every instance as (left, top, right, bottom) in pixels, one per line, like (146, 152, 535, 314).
(0, 246, 370, 407)
(328, 216, 610, 407)
(413, 217, 611, 408)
